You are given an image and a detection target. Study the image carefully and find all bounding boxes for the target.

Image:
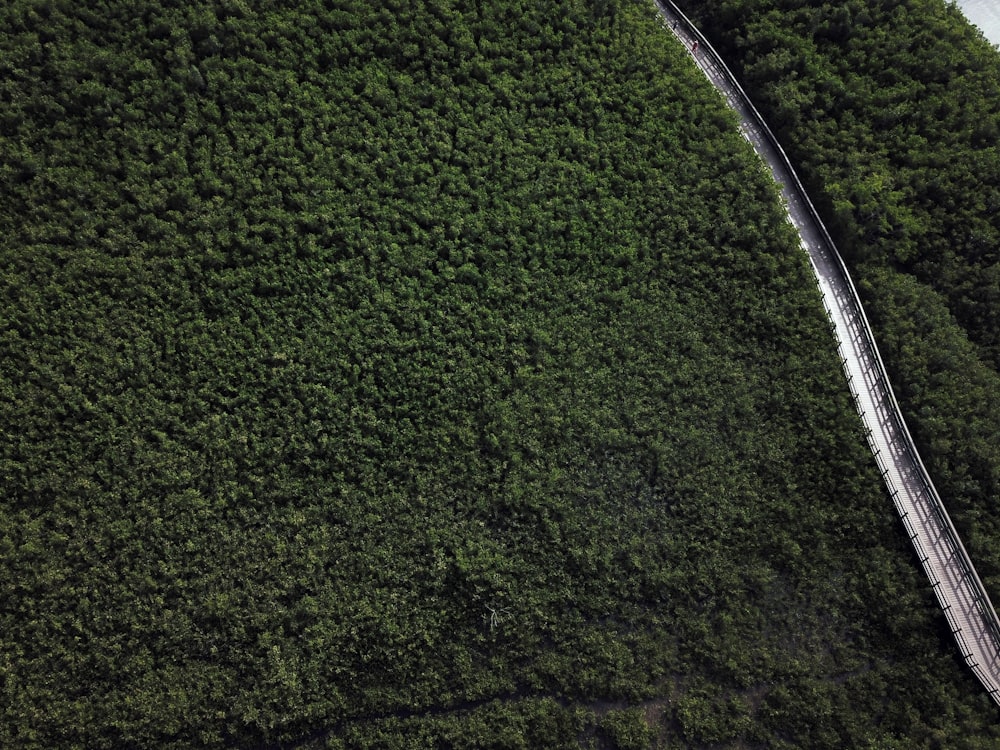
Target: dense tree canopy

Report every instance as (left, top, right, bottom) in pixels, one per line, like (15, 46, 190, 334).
(678, 0, 1000, 603)
(2, 0, 998, 747)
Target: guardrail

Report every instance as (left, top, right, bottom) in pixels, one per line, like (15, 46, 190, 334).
(657, 0, 1000, 701)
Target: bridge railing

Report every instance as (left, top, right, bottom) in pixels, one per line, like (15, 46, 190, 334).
(657, 0, 1000, 688)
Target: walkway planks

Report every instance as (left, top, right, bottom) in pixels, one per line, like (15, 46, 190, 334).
(653, 0, 1000, 706)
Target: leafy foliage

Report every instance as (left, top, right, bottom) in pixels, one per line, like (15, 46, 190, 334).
(1, 0, 998, 747)
(678, 0, 1000, 604)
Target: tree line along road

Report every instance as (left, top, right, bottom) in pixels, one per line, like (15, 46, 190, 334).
(653, 0, 1000, 708)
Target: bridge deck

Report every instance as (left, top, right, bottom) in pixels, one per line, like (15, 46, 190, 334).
(654, 0, 1000, 705)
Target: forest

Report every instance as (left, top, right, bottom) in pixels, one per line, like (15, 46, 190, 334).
(677, 0, 1000, 608)
(2, 0, 999, 747)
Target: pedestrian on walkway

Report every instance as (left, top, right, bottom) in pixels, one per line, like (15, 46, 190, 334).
(691, 40, 699, 53)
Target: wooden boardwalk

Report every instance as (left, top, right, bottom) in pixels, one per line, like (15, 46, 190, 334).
(654, 0, 1000, 705)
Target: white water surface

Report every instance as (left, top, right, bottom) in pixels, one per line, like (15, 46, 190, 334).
(956, 0, 1000, 46)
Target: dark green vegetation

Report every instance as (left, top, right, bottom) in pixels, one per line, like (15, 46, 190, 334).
(1, 0, 998, 747)
(680, 0, 1000, 603)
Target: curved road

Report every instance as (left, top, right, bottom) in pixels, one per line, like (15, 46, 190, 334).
(653, 0, 1000, 706)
